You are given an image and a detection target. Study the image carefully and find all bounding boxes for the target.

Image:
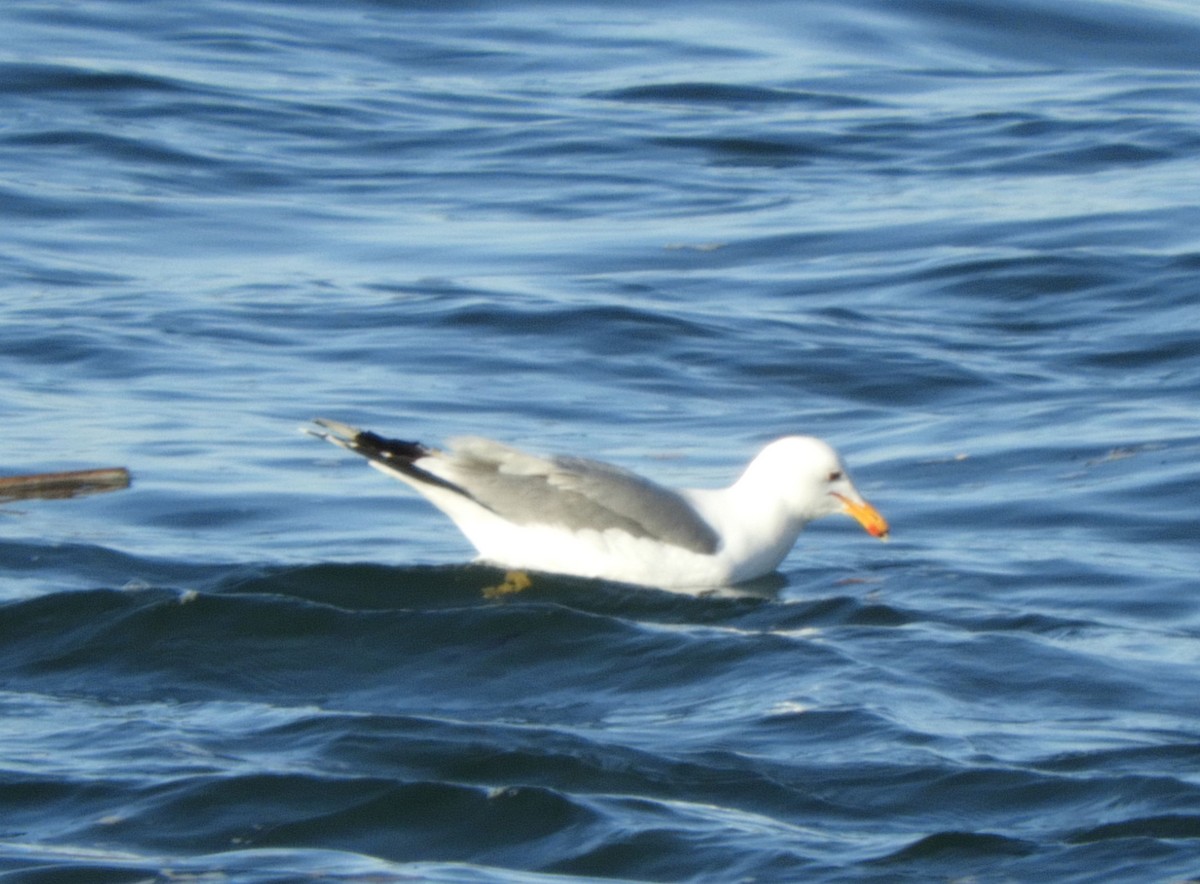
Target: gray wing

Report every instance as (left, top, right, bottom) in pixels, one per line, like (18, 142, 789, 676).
(443, 437, 720, 555)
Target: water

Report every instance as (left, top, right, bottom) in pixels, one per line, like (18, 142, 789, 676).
(2, 0, 1199, 881)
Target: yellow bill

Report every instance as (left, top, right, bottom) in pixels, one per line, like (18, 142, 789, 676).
(835, 493, 890, 540)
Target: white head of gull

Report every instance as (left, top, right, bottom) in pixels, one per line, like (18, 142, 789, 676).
(310, 420, 888, 590)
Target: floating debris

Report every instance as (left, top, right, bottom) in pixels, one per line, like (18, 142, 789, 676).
(0, 467, 131, 502)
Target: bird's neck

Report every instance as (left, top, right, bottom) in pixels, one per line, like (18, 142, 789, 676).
(686, 484, 807, 581)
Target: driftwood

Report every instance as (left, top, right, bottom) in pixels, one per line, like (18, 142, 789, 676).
(0, 467, 131, 502)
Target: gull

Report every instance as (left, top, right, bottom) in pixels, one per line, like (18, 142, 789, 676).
(309, 419, 888, 590)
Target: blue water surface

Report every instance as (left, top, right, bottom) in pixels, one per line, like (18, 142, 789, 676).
(2, 1, 1199, 881)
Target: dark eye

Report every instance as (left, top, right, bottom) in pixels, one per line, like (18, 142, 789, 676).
(828, 470, 843, 482)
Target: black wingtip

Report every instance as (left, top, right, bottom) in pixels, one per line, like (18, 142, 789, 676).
(312, 419, 439, 472)
(312, 419, 479, 503)
(311, 419, 432, 465)
(352, 430, 430, 464)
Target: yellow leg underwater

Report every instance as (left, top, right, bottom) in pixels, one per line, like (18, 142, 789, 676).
(483, 570, 533, 599)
